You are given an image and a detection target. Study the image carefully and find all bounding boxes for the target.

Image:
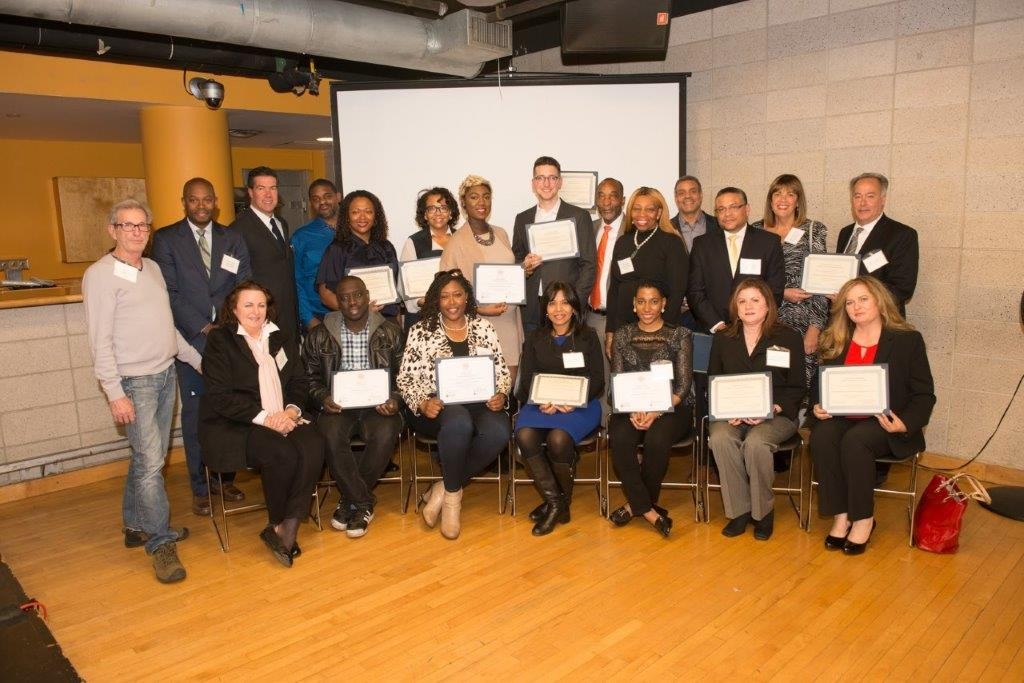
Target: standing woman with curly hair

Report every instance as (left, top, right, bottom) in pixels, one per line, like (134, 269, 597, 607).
(316, 190, 401, 318)
(400, 186, 459, 329)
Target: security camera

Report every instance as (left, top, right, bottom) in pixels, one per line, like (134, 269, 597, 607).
(188, 77, 225, 109)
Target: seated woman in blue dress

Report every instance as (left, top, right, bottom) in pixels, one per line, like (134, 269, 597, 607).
(514, 282, 605, 536)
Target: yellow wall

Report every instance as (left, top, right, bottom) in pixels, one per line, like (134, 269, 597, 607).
(231, 148, 327, 188)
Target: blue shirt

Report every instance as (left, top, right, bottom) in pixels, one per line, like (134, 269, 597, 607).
(290, 218, 335, 327)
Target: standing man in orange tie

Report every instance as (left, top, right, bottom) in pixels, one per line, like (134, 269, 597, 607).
(587, 177, 624, 423)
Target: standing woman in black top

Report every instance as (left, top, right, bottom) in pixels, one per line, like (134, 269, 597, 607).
(399, 186, 458, 328)
(605, 187, 689, 358)
(515, 281, 605, 536)
(707, 278, 805, 541)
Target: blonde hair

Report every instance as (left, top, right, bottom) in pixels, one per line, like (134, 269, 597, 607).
(621, 187, 680, 238)
(818, 276, 914, 360)
(762, 174, 807, 228)
(458, 174, 492, 212)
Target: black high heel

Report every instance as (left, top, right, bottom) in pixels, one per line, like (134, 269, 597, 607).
(824, 522, 851, 551)
(842, 520, 876, 556)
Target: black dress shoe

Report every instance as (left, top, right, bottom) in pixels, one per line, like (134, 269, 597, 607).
(753, 510, 774, 541)
(291, 541, 302, 559)
(609, 506, 632, 527)
(721, 512, 752, 537)
(652, 504, 670, 518)
(651, 513, 672, 538)
(528, 502, 549, 523)
(259, 526, 293, 568)
(824, 523, 851, 550)
(843, 520, 876, 556)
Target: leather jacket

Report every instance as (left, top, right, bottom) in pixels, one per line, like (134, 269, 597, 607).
(302, 310, 405, 410)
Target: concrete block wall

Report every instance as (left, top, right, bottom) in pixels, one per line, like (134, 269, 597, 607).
(514, 0, 1024, 469)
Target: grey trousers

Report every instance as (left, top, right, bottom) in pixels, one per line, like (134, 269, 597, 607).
(586, 309, 610, 426)
(708, 416, 796, 520)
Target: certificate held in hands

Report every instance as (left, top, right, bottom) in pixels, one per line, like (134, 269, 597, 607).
(611, 371, 673, 413)
(474, 263, 526, 304)
(332, 368, 391, 409)
(529, 373, 589, 407)
(400, 257, 441, 299)
(527, 219, 580, 261)
(435, 355, 496, 405)
(347, 265, 399, 304)
(709, 372, 774, 421)
(820, 364, 889, 415)
(801, 254, 859, 295)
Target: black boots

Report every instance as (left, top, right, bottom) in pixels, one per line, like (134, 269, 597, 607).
(526, 455, 570, 536)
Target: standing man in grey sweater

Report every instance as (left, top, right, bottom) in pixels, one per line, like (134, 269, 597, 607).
(82, 199, 203, 584)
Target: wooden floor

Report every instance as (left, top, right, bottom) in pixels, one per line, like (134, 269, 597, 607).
(1, 450, 1023, 681)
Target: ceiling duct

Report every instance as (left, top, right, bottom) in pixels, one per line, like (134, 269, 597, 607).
(0, 0, 512, 78)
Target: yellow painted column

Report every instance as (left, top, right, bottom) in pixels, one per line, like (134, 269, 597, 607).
(139, 106, 235, 229)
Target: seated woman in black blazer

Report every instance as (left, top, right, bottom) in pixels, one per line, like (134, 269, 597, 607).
(515, 281, 605, 536)
(808, 276, 935, 555)
(707, 278, 805, 541)
(199, 281, 325, 567)
(608, 279, 693, 538)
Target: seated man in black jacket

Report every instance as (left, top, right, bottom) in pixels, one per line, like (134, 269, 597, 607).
(302, 275, 404, 538)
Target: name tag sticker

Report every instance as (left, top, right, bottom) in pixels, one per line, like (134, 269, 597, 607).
(617, 257, 634, 275)
(766, 346, 789, 368)
(784, 228, 805, 245)
(739, 258, 762, 275)
(650, 360, 674, 380)
(113, 260, 138, 283)
(221, 254, 240, 274)
(275, 348, 287, 370)
(862, 250, 888, 273)
(563, 352, 584, 369)
(475, 346, 491, 357)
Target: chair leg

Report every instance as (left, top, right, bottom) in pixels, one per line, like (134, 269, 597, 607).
(205, 466, 228, 552)
(907, 454, 919, 547)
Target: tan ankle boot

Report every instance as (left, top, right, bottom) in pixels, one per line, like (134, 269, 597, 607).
(420, 481, 444, 529)
(440, 488, 463, 540)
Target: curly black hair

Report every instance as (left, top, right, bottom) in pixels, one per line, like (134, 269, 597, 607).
(418, 269, 478, 332)
(414, 187, 460, 231)
(335, 189, 389, 246)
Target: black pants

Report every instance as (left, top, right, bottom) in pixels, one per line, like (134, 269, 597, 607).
(317, 408, 402, 508)
(609, 405, 693, 516)
(809, 417, 891, 521)
(412, 403, 510, 492)
(246, 423, 325, 525)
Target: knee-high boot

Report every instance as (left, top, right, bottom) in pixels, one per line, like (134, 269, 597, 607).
(552, 459, 576, 521)
(526, 455, 568, 536)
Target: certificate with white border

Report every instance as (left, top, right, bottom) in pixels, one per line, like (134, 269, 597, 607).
(820, 364, 889, 415)
(800, 254, 859, 295)
(435, 355, 496, 405)
(332, 369, 390, 408)
(559, 171, 598, 210)
(346, 265, 399, 304)
(611, 371, 673, 414)
(527, 219, 579, 261)
(400, 257, 441, 300)
(474, 263, 526, 304)
(529, 373, 589, 407)
(709, 372, 774, 421)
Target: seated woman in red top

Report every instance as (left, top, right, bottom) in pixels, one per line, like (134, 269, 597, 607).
(807, 276, 935, 555)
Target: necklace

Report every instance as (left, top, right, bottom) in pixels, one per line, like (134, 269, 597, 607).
(439, 314, 468, 331)
(472, 224, 495, 246)
(632, 227, 658, 256)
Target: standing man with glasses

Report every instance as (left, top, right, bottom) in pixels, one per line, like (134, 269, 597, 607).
(82, 199, 203, 583)
(292, 179, 341, 333)
(152, 177, 252, 517)
(512, 156, 597, 332)
(231, 166, 300, 339)
(688, 187, 785, 334)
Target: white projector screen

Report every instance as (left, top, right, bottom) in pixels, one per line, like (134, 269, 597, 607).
(331, 74, 687, 251)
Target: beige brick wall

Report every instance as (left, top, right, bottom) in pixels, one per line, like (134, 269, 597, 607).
(514, 0, 1024, 469)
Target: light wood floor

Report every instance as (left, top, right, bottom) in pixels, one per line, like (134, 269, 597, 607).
(1, 450, 1023, 681)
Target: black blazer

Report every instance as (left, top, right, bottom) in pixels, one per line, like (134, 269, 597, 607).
(512, 202, 597, 329)
(230, 207, 299, 339)
(687, 224, 786, 333)
(198, 325, 308, 472)
(151, 218, 252, 352)
(514, 326, 606, 405)
(606, 228, 689, 333)
(708, 324, 806, 421)
(836, 214, 919, 315)
(807, 328, 935, 459)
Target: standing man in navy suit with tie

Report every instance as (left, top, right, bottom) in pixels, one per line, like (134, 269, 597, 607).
(230, 166, 301, 339)
(152, 177, 252, 515)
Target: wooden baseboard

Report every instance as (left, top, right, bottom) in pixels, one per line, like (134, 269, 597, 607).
(919, 452, 1024, 486)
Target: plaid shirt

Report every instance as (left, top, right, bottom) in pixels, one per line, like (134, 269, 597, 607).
(339, 325, 370, 370)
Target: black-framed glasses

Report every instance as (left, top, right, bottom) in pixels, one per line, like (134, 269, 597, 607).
(114, 222, 152, 233)
(425, 204, 451, 215)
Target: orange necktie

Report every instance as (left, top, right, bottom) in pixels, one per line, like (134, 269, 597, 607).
(590, 224, 612, 310)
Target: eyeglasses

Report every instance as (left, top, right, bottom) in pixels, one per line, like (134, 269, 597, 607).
(338, 290, 368, 304)
(714, 204, 746, 215)
(533, 175, 561, 183)
(425, 205, 451, 215)
(114, 222, 152, 233)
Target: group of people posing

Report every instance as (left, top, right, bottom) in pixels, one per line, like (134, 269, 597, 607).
(82, 155, 934, 584)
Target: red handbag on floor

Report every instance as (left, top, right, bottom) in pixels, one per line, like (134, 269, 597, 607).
(914, 473, 991, 553)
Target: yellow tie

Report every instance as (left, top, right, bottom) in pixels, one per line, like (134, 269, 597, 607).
(727, 234, 739, 274)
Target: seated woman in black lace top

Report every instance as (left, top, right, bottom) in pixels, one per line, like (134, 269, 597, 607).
(607, 279, 694, 538)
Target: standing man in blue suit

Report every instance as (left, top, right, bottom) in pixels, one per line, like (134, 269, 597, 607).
(291, 179, 340, 332)
(152, 177, 252, 515)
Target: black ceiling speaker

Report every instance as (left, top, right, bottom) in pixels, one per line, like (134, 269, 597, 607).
(561, 0, 672, 62)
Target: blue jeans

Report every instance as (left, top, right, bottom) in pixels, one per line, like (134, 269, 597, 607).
(176, 360, 233, 496)
(121, 365, 177, 554)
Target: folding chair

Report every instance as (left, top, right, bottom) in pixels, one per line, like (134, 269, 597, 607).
(410, 429, 506, 513)
(506, 427, 604, 516)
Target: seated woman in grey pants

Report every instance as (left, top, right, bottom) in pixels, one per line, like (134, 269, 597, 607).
(707, 277, 805, 541)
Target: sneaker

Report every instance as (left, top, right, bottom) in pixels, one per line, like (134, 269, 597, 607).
(330, 503, 352, 531)
(346, 507, 374, 538)
(125, 527, 189, 548)
(152, 542, 186, 583)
